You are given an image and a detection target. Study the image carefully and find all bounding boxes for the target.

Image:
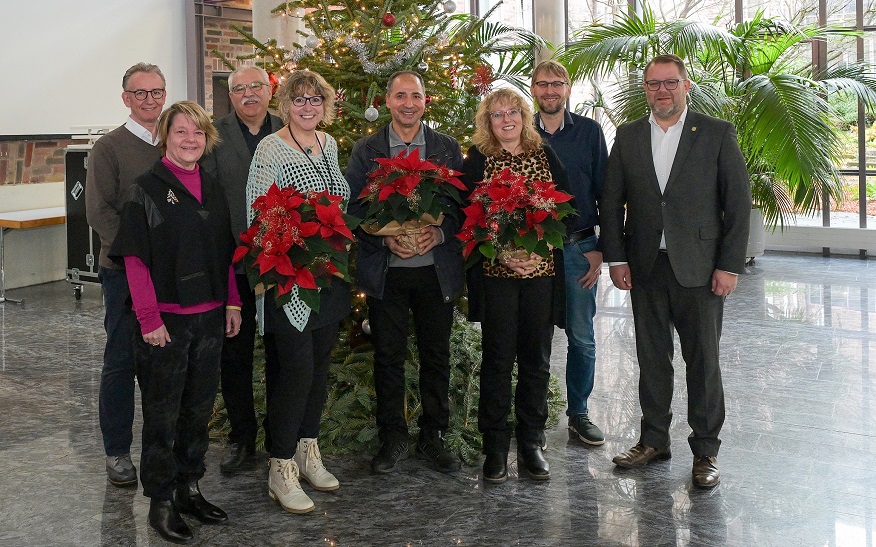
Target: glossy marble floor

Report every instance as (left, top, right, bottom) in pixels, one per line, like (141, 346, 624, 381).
(1, 252, 874, 546)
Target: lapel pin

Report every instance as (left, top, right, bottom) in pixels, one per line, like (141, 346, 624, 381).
(691, 127, 697, 132)
(166, 189, 179, 204)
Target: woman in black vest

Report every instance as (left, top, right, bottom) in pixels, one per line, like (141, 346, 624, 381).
(110, 101, 241, 544)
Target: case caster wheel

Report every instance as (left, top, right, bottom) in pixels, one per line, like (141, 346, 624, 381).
(74, 285, 82, 300)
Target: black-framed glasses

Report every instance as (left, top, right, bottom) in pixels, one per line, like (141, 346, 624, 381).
(230, 81, 268, 94)
(292, 95, 324, 107)
(533, 81, 568, 89)
(489, 109, 521, 119)
(125, 88, 165, 101)
(644, 79, 686, 91)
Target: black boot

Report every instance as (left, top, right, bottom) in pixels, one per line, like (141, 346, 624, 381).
(482, 452, 508, 484)
(517, 443, 550, 480)
(149, 499, 193, 544)
(174, 480, 228, 523)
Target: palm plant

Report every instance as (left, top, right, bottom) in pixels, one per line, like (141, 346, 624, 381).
(558, 6, 876, 228)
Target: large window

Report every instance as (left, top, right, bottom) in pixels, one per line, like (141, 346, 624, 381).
(563, 0, 875, 231)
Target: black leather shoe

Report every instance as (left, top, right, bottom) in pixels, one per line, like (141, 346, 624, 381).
(416, 431, 461, 473)
(219, 442, 255, 473)
(371, 440, 408, 474)
(482, 452, 508, 484)
(174, 481, 228, 523)
(517, 443, 550, 480)
(149, 499, 193, 544)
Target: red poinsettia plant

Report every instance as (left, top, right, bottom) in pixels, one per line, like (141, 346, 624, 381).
(357, 149, 467, 249)
(457, 168, 576, 268)
(233, 183, 360, 313)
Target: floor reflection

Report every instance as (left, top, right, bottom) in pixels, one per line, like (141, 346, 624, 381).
(0, 252, 874, 546)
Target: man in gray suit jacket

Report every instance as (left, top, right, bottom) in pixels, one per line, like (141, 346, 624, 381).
(201, 65, 283, 472)
(600, 54, 752, 488)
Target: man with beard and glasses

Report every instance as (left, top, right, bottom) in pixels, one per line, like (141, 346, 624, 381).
(531, 60, 609, 449)
(601, 54, 751, 489)
(201, 65, 283, 473)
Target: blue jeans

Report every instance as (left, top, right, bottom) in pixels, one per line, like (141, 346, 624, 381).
(564, 235, 598, 416)
(98, 267, 137, 456)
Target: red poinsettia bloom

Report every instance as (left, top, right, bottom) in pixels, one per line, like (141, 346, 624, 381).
(234, 183, 360, 313)
(358, 149, 466, 229)
(457, 168, 576, 266)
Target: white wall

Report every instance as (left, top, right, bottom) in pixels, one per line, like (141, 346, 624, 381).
(0, 0, 189, 136)
(0, 0, 189, 290)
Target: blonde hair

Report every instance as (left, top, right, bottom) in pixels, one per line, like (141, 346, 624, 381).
(157, 101, 221, 155)
(276, 70, 337, 126)
(471, 88, 542, 157)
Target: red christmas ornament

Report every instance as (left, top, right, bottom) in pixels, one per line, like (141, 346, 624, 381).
(425, 95, 432, 105)
(267, 71, 280, 95)
(382, 12, 396, 27)
(372, 95, 383, 108)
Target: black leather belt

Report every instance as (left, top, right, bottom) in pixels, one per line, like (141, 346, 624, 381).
(567, 227, 596, 243)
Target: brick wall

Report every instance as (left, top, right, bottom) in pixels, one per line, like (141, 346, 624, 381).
(203, 17, 255, 115)
(0, 139, 88, 186)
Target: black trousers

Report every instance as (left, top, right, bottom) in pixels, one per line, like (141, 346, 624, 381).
(367, 266, 454, 444)
(136, 307, 224, 501)
(263, 321, 339, 459)
(630, 252, 726, 457)
(219, 273, 259, 446)
(478, 275, 555, 453)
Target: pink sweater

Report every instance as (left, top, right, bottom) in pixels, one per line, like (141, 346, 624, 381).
(125, 157, 241, 334)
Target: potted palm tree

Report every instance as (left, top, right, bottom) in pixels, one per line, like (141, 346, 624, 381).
(558, 7, 876, 229)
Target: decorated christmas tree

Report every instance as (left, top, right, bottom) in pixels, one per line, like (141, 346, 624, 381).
(227, 0, 543, 167)
(211, 1, 566, 463)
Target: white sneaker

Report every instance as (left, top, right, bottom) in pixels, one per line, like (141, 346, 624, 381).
(268, 458, 314, 514)
(294, 438, 340, 491)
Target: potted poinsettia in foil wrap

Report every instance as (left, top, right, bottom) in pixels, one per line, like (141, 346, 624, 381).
(356, 148, 467, 253)
(457, 168, 576, 268)
(233, 183, 360, 313)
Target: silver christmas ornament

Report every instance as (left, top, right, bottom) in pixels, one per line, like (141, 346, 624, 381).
(364, 106, 379, 122)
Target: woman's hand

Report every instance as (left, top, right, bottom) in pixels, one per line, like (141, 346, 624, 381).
(225, 308, 242, 338)
(503, 253, 541, 276)
(143, 325, 171, 347)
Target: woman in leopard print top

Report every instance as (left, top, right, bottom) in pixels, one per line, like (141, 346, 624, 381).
(461, 88, 575, 484)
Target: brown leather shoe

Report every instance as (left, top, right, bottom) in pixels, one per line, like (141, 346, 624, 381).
(692, 456, 720, 488)
(612, 443, 671, 468)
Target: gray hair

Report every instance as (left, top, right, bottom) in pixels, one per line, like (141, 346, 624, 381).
(122, 63, 165, 90)
(228, 65, 270, 88)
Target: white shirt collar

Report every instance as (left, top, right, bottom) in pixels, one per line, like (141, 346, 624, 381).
(124, 116, 158, 145)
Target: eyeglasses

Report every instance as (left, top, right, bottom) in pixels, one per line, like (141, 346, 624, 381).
(291, 95, 324, 107)
(489, 109, 521, 119)
(230, 81, 268, 94)
(644, 79, 686, 91)
(533, 81, 568, 89)
(125, 88, 166, 101)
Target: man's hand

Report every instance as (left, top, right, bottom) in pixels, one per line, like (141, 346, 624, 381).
(143, 325, 171, 347)
(385, 235, 417, 259)
(609, 264, 632, 290)
(415, 225, 442, 255)
(578, 250, 603, 289)
(711, 269, 738, 297)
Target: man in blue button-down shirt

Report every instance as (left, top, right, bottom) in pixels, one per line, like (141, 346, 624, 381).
(531, 60, 609, 446)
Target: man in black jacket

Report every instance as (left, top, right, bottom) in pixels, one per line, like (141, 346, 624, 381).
(201, 66, 283, 473)
(346, 71, 464, 475)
